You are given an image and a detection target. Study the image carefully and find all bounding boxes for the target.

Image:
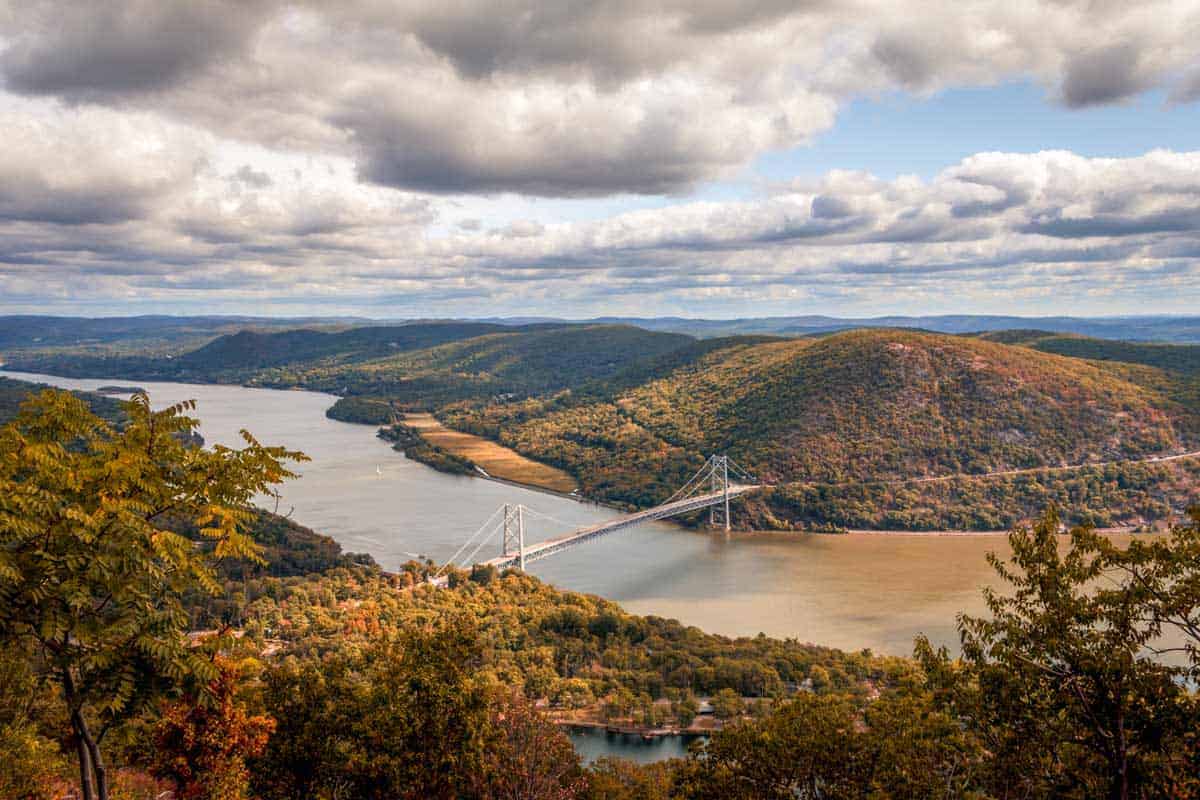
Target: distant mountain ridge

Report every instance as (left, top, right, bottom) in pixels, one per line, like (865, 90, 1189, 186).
(2, 314, 1199, 356)
(474, 314, 1200, 343)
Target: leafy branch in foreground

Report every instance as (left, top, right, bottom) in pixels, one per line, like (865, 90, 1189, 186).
(957, 508, 1199, 800)
(0, 389, 304, 800)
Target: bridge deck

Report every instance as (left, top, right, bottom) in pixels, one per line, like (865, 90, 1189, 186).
(483, 484, 759, 570)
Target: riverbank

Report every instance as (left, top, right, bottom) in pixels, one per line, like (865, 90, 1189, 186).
(550, 708, 723, 738)
(403, 412, 579, 494)
(730, 524, 1152, 537)
(840, 525, 1152, 537)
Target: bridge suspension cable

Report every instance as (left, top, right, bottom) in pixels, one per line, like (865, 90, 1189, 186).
(665, 454, 759, 505)
(725, 457, 759, 484)
(517, 505, 581, 533)
(458, 517, 508, 570)
(431, 453, 763, 582)
(664, 456, 720, 504)
(434, 504, 507, 579)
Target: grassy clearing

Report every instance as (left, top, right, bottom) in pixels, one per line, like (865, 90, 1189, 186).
(404, 412, 578, 494)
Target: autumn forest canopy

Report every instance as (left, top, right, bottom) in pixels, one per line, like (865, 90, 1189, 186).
(1, 330, 1200, 798)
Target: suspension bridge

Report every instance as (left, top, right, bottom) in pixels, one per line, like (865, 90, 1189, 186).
(431, 455, 760, 583)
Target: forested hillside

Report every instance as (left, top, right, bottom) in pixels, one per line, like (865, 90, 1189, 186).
(3, 321, 521, 383)
(443, 329, 1200, 526)
(0, 314, 376, 356)
(278, 324, 694, 403)
(6, 323, 1199, 530)
(623, 330, 1193, 480)
(172, 322, 516, 374)
(979, 329, 1200, 371)
(3, 322, 693, 405)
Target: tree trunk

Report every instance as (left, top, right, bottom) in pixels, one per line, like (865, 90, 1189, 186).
(1111, 705, 1129, 800)
(79, 712, 109, 800)
(73, 732, 95, 800)
(71, 708, 108, 800)
(63, 669, 108, 800)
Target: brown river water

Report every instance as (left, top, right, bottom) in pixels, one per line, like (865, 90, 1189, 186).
(3, 370, 1160, 761)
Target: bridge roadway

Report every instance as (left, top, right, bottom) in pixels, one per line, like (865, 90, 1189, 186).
(482, 484, 760, 570)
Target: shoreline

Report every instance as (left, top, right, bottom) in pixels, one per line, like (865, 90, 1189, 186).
(403, 411, 579, 494)
(4, 369, 1185, 538)
(555, 718, 717, 739)
(731, 524, 1148, 538)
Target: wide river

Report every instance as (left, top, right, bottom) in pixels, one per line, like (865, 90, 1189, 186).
(4, 370, 1137, 761)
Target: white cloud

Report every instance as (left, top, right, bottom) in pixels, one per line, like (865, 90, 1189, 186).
(0, 1, 1198, 315)
(1, 136, 1197, 315)
(2, 1, 1198, 196)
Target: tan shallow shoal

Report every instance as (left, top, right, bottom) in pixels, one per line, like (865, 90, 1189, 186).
(404, 413, 578, 494)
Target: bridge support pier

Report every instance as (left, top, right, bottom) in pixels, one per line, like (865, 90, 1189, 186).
(708, 455, 731, 531)
(502, 504, 526, 570)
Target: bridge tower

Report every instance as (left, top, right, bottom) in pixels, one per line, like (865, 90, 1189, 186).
(708, 455, 731, 531)
(501, 503, 526, 569)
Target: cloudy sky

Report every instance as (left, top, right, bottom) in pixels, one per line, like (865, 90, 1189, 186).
(2, 0, 1199, 319)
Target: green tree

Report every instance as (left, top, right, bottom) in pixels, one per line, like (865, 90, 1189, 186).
(0, 390, 302, 800)
(583, 757, 677, 800)
(671, 692, 699, 728)
(470, 690, 584, 800)
(856, 686, 985, 799)
(958, 508, 1198, 800)
(710, 688, 743, 720)
(680, 692, 862, 800)
(255, 616, 492, 800)
(681, 686, 984, 800)
(601, 688, 635, 722)
(1101, 506, 1200, 676)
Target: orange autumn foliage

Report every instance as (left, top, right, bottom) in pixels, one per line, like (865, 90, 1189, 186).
(151, 659, 275, 800)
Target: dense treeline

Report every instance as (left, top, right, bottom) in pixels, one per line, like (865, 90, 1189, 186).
(324, 395, 402, 424)
(0, 376, 124, 426)
(225, 563, 891, 703)
(255, 324, 694, 405)
(981, 329, 1200, 373)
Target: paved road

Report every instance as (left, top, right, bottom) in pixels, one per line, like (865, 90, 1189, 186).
(903, 448, 1200, 485)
